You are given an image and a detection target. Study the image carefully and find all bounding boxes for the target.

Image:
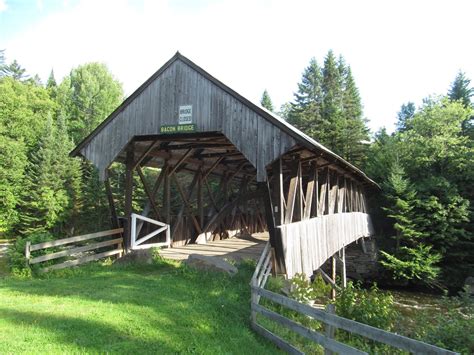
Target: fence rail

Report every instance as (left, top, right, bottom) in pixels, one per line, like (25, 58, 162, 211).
(25, 228, 124, 273)
(250, 244, 458, 355)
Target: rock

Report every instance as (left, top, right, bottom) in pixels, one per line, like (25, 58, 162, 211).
(114, 249, 154, 265)
(464, 276, 474, 295)
(185, 254, 238, 276)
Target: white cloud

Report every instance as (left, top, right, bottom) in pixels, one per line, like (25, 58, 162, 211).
(3, 0, 474, 133)
(0, 0, 7, 13)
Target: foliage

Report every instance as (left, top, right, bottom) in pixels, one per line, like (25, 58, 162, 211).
(288, 273, 331, 303)
(58, 62, 123, 143)
(380, 245, 441, 282)
(287, 50, 369, 166)
(335, 281, 398, 331)
(0, 262, 279, 354)
(7, 231, 55, 277)
(260, 89, 274, 112)
(448, 70, 473, 108)
(396, 101, 415, 132)
(418, 291, 474, 354)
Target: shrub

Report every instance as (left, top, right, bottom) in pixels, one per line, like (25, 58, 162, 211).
(289, 273, 332, 304)
(7, 232, 55, 277)
(420, 289, 474, 354)
(335, 281, 398, 331)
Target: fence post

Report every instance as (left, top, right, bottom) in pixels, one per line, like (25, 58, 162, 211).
(166, 225, 171, 248)
(25, 241, 31, 267)
(324, 304, 336, 355)
(130, 213, 136, 249)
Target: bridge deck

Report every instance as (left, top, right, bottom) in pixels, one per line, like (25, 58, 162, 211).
(159, 233, 268, 262)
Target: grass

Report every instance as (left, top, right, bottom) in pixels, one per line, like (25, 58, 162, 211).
(0, 258, 281, 354)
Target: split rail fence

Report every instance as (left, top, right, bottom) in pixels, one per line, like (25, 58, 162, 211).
(25, 228, 124, 273)
(250, 242, 458, 355)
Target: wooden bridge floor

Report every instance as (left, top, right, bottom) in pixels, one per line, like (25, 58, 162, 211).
(159, 232, 268, 262)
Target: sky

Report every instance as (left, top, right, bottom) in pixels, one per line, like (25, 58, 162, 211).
(1, 0, 473, 133)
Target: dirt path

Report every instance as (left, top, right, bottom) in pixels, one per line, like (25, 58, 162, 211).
(0, 240, 11, 277)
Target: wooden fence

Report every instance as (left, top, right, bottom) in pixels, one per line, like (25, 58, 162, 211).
(280, 212, 375, 278)
(250, 244, 458, 355)
(25, 228, 124, 273)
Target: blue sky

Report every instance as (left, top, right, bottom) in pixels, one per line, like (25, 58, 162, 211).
(1, 0, 473, 133)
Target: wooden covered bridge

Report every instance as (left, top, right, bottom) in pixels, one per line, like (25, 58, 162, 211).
(71, 52, 377, 277)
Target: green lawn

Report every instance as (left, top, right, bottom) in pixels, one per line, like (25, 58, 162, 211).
(0, 259, 280, 354)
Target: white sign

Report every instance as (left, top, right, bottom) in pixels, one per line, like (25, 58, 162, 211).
(179, 105, 192, 125)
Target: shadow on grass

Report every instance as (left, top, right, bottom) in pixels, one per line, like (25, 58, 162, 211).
(0, 261, 279, 354)
(0, 307, 178, 354)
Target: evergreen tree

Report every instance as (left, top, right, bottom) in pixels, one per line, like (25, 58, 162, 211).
(1, 59, 29, 81)
(341, 66, 369, 166)
(448, 71, 473, 108)
(396, 102, 416, 132)
(18, 116, 70, 234)
(380, 161, 441, 284)
(287, 57, 323, 138)
(260, 89, 274, 112)
(46, 69, 58, 100)
(288, 51, 368, 166)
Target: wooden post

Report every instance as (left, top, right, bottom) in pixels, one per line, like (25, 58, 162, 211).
(331, 255, 337, 300)
(163, 165, 170, 225)
(341, 246, 347, 288)
(104, 170, 119, 229)
(123, 145, 134, 252)
(25, 241, 31, 267)
(197, 168, 204, 230)
(324, 304, 336, 355)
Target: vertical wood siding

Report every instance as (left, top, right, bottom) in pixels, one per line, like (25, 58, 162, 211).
(81, 59, 296, 180)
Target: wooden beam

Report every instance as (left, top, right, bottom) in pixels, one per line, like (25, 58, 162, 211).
(104, 171, 119, 229)
(132, 139, 160, 170)
(169, 148, 193, 175)
(172, 174, 202, 234)
(197, 168, 204, 229)
(203, 156, 224, 180)
(171, 171, 200, 241)
(303, 165, 315, 220)
(284, 160, 300, 224)
(163, 165, 170, 224)
(136, 166, 161, 220)
(123, 145, 134, 252)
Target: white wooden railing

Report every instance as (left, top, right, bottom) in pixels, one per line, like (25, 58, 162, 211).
(130, 213, 170, 250)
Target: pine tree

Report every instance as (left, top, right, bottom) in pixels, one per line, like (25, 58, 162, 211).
(260, 89, 274, 112)
(396, 102, 416, 132)
(18, 115, 70, 234)
(380, 161, 441, 284)
(448, 71, 473, 108)
(341, 66, 369, 166)
(1, 59, 29, 81)
(287, 57, 323, 137)
(46, 69, 58, 100)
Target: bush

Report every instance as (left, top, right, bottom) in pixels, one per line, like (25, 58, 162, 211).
(335, 281, 398, 331)
(420, 290, 474, 354)
(7, 232, 55, 277)
(289, 273, 332, 304)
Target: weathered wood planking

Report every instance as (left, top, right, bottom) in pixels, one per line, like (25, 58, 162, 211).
(280, 212, 375, 278)
(78, 57, 298, 181)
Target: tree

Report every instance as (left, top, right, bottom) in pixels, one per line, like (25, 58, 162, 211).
(396, 102, 416, 132)
(260, 89, 274, 112)
(340, 65, 369, 166)
(17, 116, 71, 234)
(287, 57, 324, 137)
(287, 51, 369, 166)
(46, 69, 58, 100)
(448, 71, 473, 108)
(58, 62, 123, 143)
(379, 161, 441, 284)
(1, 59, 29, 81)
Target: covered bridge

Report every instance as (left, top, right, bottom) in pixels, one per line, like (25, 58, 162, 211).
(71, 52, 377, 277)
